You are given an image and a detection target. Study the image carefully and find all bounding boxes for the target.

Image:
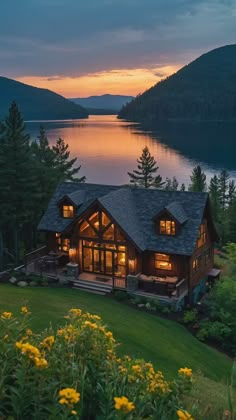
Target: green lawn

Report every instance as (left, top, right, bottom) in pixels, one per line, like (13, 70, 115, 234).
(0, 284, 232, 384)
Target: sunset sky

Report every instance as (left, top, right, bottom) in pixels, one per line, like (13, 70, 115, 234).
(1, 0, 235, 98)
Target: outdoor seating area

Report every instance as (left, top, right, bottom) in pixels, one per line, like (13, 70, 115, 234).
(133, 273, 187, 298)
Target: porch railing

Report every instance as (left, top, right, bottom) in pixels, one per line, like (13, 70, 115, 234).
(24, 246, 47, 268)
(113, 277, 126, 289)
(175, 278, 188, 297)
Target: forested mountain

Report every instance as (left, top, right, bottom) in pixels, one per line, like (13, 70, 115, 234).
(118, 44, 236, 122)
(0, 77, 88, 120)
(71, 94, 134, 111)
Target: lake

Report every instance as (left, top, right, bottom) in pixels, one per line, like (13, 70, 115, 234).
(26, 115, 236, 186)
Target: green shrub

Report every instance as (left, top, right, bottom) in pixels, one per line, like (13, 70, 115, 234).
(113, 290, 128, 302)
(197, 321, 231, 343)
(182, 309, 198, 324)
(0, 307, 193, 419)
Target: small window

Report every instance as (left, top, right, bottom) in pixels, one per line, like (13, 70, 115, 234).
(155, 253, 172, 270)
(62, 205, 74, 218)
(197, 222, 206, 248)
(192, 257, 200, 272)
(56, 233, 70, 252)
(160, 220, 176, 235)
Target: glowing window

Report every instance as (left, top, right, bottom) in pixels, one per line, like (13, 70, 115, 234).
(192, 257, 200, 272)
(155, 253, 172, 270)
(56, 233, 70, 252)
(160, 220, 176, 235)
(197, 222, 207, 248)
(63, 205, 74, 218)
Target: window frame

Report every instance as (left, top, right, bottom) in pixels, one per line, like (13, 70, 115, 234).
(62, 205, 74, 219)
(159, 219, 176, 236)
(155, 253, 172, 271)
(197, 221, 207, 248)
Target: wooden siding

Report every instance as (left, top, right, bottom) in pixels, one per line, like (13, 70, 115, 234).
(142, 251, 187, 279)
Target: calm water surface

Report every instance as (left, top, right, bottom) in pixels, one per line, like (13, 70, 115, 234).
(26, 115, 236, 185)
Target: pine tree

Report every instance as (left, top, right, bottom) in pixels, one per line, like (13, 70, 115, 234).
(226, 196, 236, 243)
(0, 102, 38, 263)
(209, 175, 221, 221)
(218, 169, 230, 211)
(180, 183, 186, 191)
(52, 137, 86, 182)
(164, 177, 179, 191)
(128, 146, 164, 188)
(188, 165, 207, 192)
(228, 180, 236, 206)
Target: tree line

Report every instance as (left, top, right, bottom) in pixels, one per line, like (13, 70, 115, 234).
(0, 103, 235, 270)
(0, 102, 85, 269)
(128, 146, 236, 244)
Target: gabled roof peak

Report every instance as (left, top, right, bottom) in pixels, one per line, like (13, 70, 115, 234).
(165, 201, 188, 225)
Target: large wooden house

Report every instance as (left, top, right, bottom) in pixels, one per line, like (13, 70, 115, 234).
(35, 182, 220, 308)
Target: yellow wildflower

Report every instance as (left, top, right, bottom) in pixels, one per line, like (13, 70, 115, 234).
(114, 396, 135, 413)
(34, 357, 48, 369)
(178, 368, 193, 378)
(83, 320, 98, 329)
(68, 308, 82, 317)
(40, 336, 55, 351)
(26, 329, 33, 336)
(105, 331, 115, 341)
(177, 409, 194, 420)
(15, 342, 41, 359)
(59, 388, 80, 409)
(1, 311, 13, 319)
(71, 410, 77, 415)
(21, 306, 29, 314)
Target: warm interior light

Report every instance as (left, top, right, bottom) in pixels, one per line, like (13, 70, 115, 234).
(128, 258, 135, 273)
(69, 248, 77, 263)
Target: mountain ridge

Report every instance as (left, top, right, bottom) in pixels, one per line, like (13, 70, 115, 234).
(0, 76, 88, 120)
(118, 44, 236, 122)
(71, 94, 134, 111)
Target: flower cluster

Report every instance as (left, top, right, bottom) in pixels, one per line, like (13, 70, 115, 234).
(40, 336, 55, 351)
(0, 306, 194, 419)
(178, 368, 193, 378)
(15, 341, 48, 369)
(59, 387, 80, 414)
(114, 396, 135, 413)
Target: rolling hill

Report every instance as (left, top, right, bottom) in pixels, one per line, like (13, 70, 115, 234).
(0, 76, 88, 120)
(71, 94, 134, 111)
(118, 44, 236, 122)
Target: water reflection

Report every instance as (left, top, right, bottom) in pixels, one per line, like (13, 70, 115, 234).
(26, 115, 236, 185)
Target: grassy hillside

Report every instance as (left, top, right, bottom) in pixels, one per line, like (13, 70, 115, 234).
(0, 76, 88, 120)
(0, 284, 231, 381)
(0, 284, 234, 417)
(119, 44, 236, 122)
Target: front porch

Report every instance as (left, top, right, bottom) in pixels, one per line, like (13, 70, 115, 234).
(23, 247, 188, 306)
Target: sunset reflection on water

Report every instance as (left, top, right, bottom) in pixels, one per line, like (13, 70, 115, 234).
(26, 115, 219, 186)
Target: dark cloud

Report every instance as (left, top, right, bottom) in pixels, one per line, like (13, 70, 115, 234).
(0, 0, 235, 77)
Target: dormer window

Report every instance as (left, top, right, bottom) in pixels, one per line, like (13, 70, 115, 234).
(63, 205, 74, 218)
(160, 219, 176, 235)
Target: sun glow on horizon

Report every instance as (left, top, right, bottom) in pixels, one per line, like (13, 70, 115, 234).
(15, 65, 181, 98)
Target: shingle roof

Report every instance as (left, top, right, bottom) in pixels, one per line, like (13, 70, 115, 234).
(67, 190, 86, 206)
(38, 182, 211, 256)
(165, 201, 188, 224)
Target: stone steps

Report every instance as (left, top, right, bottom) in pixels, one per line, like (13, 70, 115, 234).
(72, 279, 113, 295)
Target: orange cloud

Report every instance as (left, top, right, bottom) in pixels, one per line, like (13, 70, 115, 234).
(16, 66, 181, 98)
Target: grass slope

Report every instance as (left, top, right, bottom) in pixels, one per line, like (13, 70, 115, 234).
(0, 285, 231, 382)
